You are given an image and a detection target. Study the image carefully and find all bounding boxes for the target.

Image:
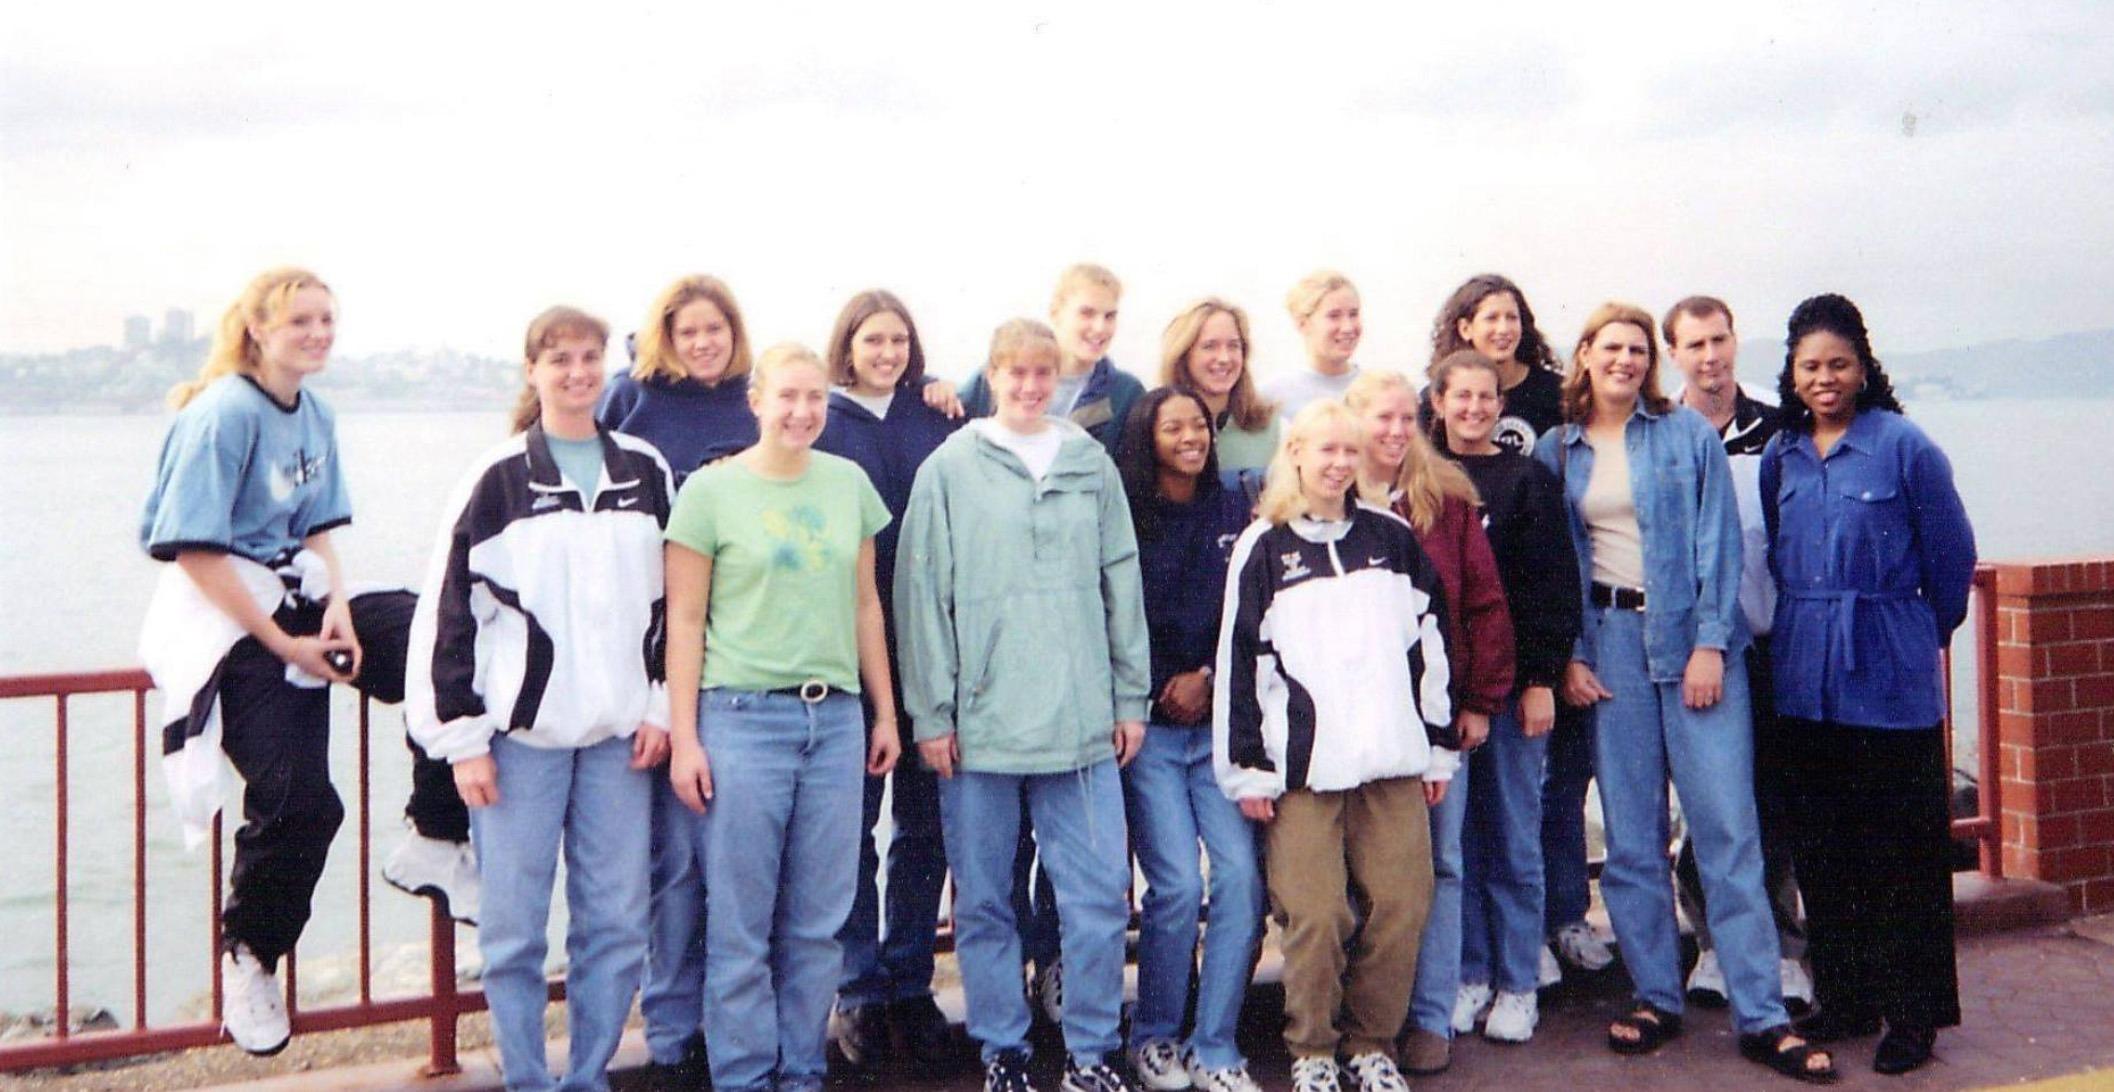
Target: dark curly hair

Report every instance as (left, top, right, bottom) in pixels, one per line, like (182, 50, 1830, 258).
(1429, 273, 1562, 374)
(1115, 385, 1222, 543)
(1776, 293, 1905, 433)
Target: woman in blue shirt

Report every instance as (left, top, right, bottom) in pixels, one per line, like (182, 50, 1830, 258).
(1537, 303, 1832, 1083)
(1760, 294, 1975, 1077)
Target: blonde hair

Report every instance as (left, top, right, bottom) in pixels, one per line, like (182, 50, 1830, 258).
(750, 341, 828, 393)
(1159, 297, 1276, 432)
(1343, 370, 1478, 532)
(632, 274, 752, 384)
(512, 306, 610, 434)
(1049, 263, 1123, 312)
(1284, 269, 1357, 324)
(168, 267, 331, 409)
(987, 317, 1061, 372)
(1560, 301, 1674, 424)
(1256, 400, 1368, 525)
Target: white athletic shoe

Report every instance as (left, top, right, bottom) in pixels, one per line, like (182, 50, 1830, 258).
(1538, 944, 1564, 988)
(1451, 981, 1494, 1034)
(1685, 948, 1728, 1006)
(1289, 1056, 1340, 1092)
(220, 946, 290, 1056)
(1483, 990, 1540, 1043)
(1551, 920, 1614, 972)
(383, 832, 480, 925)
(1182, 1046, 1261, 1092)
(1130, 1039, 1191, 1091)
(1341, 1051, 1409, 1092)
(1780, 957, 1816, 1013)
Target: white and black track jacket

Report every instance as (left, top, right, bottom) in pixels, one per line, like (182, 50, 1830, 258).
(1212, 506, 1459, 802)
(407, 426, 674, 762)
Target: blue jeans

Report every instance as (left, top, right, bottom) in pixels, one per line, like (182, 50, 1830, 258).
(938, 760, 1130, 1066)
(1589, 607, 1787, 1033)
(1406, 746, 1468, 1038)
(1011, 826, 1062, 972)
(642, 774, 707, 1065)
(694, 690, 866, 1092)
(1541, 701, 1595, 932)
(471, 734, 650, 1092)
(1121, 725, 1263, 1070)
(837, 709, 948, 1008)
(1460, 702, 1549, 994)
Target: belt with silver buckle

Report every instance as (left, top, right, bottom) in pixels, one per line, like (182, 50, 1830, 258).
(767, 680, 834, 703)
(1590, 582, 1647, 611)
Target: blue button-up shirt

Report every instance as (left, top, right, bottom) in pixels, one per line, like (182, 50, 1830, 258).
(1759, 410, 1976, 728)
(1535, 404, 1747, 682)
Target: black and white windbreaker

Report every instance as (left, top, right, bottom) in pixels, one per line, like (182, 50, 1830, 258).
(407, 425, 674, 761)
(1212, 505, 1458, 802)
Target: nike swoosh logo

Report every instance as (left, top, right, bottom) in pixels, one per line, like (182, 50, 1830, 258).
(617, 496, 639, 508)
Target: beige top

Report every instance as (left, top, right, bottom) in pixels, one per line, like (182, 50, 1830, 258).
(1581, 432, 1645, 590)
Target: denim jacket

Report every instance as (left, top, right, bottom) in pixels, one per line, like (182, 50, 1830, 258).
(1535, 404, 1748, 682)
(1759, 410, 1975, 728)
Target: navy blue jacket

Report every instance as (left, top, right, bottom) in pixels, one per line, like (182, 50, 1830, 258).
(959, 357, 1144, 456)
(814, 384, 965, 619)
(1136, 482, 1251, 723)
(595, 371, 758, 481)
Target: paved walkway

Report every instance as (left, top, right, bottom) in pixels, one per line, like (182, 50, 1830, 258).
(197, 915, 2114, 1092)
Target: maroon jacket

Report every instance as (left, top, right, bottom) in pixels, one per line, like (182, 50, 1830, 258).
(1397, 493, 1516, 716)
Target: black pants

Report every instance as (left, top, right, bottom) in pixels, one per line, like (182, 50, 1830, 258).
(218, 590, 467, 966)
(1777, 718, 1960, 1029)
(1675, 642, 1806, 955)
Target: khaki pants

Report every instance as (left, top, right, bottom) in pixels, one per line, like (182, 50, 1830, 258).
(1266, 777, 1434, 1059)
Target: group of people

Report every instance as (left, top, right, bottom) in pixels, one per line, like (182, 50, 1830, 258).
(138, 261, 1976, 1092)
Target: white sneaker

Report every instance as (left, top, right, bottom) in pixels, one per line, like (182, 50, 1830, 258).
(1182, 1046, 1261, 1092)
(220, 946, 290, 1056)
(1033, 961, 1066, 1025)
(1780, 957, 1816, 1013)
(1552, 920, 1614, 972)
(1341, 1052, 1409, 1092)
(1130, 1039, 1191, 1091)
(1450, 981, 1493, 1034)
(383, 832, 481, 925)
(1289, 1056, 1340, 1092)
(1538, 945, 1564, 988)
(1483, 990, 1539, 1043)
(1685, 948, 1728, 1006)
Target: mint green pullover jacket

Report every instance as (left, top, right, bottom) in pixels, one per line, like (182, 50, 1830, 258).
(893, 422, 1151, 775)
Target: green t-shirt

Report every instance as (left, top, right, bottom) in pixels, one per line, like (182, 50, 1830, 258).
(545, 434, 605, 499)
(664, 452, 890, 692)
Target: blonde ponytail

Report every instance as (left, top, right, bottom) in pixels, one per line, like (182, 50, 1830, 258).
(168, 267, 330, 409)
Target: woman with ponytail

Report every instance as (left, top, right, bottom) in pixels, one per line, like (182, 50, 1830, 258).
(139, 268, 469, 1056)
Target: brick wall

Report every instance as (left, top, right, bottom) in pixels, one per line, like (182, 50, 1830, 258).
(1993, 559, 2114, 913)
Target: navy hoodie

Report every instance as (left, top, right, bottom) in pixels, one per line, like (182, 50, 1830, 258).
(813, 383, 965, 619)
(596, 371, 758, 481)
(1135, 480, 1252, 722)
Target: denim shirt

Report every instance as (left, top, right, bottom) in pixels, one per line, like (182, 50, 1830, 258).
(1535, 404, 1748, 682)
(1759, 410, 1976, 728)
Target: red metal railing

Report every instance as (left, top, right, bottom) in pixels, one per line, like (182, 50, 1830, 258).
(1, 569, 2008, 1074)
(0, 669, 531, 1076)
(1944, 564, 2003, 876)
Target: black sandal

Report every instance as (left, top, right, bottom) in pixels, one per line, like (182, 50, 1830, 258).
(1607, 1003, 1683, 1055)
(1740, 1023, 1840, 1084)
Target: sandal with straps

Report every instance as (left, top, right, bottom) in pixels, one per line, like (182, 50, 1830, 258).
(1607, 1002, 1683, 1055)
(1740, 1023, 1840, 1084)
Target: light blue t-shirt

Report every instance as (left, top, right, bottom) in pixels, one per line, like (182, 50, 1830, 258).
(545, 434, 605, 500)
(140, 375, 353, 563)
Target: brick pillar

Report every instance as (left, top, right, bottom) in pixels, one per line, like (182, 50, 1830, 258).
(1994, 559, 2114, 913)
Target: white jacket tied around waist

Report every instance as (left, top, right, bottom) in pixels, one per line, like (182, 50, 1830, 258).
(406, 427, 674, 762)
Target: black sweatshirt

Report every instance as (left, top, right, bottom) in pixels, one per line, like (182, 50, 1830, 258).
(1447, 450, 1581, 689)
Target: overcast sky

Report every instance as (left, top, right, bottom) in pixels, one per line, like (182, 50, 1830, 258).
(5, 2, 2112, 384)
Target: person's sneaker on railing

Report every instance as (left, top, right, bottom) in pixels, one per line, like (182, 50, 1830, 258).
(383, 829, 480, 925)
(220, 944, 290, 1056)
